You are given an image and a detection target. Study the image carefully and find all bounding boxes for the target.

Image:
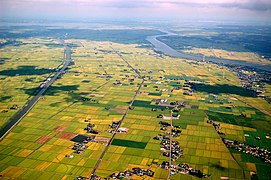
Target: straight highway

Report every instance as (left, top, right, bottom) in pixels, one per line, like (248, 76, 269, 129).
(0, 43, 72, 140)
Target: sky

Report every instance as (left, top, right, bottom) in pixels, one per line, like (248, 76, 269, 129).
(1, 0, 271, 23)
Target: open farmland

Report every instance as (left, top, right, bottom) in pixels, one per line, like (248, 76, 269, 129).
(0, 38, 63, 128)
(0, 27, 271, 180)
(183, 48, 271, 65)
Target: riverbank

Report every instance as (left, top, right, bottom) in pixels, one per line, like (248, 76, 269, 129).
(146, 31, 271, 72)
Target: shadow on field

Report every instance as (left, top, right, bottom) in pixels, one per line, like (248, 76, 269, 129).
(206, 110, 271, 132)
(0, 58, 10, 65)
(210, 162, 226, 171)
(189, 83, 255, 97)
(0, 40, 23, 48)
(23, 85, 79, 96)
(23, 85, 94, 103)
(0, 96, 12, 102)
(46, 85, 80, 96)
(0, 66, 53, 76)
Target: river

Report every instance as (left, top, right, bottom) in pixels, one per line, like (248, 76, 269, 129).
(146, 30, 271, 72)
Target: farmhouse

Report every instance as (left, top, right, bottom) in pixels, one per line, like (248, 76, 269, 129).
(117, 127, 128, 133)
(162, 116, 171, 120)
(10, 104, 19, 110)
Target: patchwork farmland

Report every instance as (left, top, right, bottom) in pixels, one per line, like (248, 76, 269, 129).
(0, 35, 270, 180)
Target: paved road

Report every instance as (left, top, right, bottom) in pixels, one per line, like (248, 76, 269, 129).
(167, 111, 173, 180)
(111, 47, 141, 77)
(90, 48, 145, 179)
(0, 44, 72, 140)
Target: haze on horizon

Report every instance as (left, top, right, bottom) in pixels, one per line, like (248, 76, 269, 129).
(0, 0, 271, 23)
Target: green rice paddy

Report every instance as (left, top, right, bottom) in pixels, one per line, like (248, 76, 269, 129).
(0, 36, 270, 180)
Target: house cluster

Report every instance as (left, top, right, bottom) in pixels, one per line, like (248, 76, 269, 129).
(146, 52, 162, 58)
(96, 74, 113, 79)
(157, 114, 180, 120)
(237, 70, 265, 94)
(72, 136, 95, 154)
(76, 176, 88, 180)
(178, 163, 210, 178)
(152, 99, 184, 109)
(116, 127, 128, 133)
(113, 80, 122, 86)
(84, 123, 98, 134)
(82, 135, 95, 144)
(111, 75, 139, 86)
(158, 161, 210, 178)
(156, 119, 183, 160)
(161, 140, 183, 160)
(153, 134, 170, 141)
(109, 121, 120, 129)
(222, 138, 271, 164)
(158, 161, 171, 169)
(158, 120, 170, 130)
(153, 126, 182, 141)
(152, 99, 169, 105)
(154, 109, 210, 178)
(208, 120, 271, 164)
(207, 120, 225, 135)
(183, 90, 193, 96)
(161, 100, 183, 109)
(72, 143, 87, 154)
(108, 170, 132, 179)
(76, 174, 101, 180)
(106, 121, 120, 133)
(157, 121, 182, 137)
(131, 167, 154, 177)
(68, 60, 75, 66)
(10, 104, 19, 110)
(109, 168, 154, 179)
(183, 82, 193, 96)
(172, 127, 182, 138)
(1, 109, 8, 113)
(169, 101, 183, 106)
(81, 97, 91, 102)
(229, 65, 271, 103)
(106, 121, 128, 134)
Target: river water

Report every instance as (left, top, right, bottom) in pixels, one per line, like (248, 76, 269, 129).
(146, 31, 271, 72)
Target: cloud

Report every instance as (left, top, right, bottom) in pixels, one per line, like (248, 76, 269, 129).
(1, 0, 271, 11)
(0, 0, 270, 22)
(220, 2, 271, 11)
(151, 0, 271, 11)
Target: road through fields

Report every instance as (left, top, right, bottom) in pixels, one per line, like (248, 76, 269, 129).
(0, 44, 72, 140)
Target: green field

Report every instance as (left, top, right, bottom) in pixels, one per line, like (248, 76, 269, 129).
(111, 139, 147, 149)
(0, 29, 270, 180)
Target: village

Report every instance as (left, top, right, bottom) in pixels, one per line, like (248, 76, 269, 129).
(207, 120, 271, 164)
(1, 22, 271, 180)
(204, 60, 271, 104)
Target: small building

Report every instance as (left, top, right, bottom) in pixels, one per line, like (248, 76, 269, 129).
(10, 104, 19, 110)
(221, 177, 229, 180)
(172, 114, 180, 119)
(117, 127, 128, 133)
(162, 116, 171, 120)
(69, 60, 75, 66)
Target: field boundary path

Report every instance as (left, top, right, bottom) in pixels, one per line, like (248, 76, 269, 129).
(167, 111, 173, 180)
(90, 47, 144, 179)
(0, 43, 72, 141)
